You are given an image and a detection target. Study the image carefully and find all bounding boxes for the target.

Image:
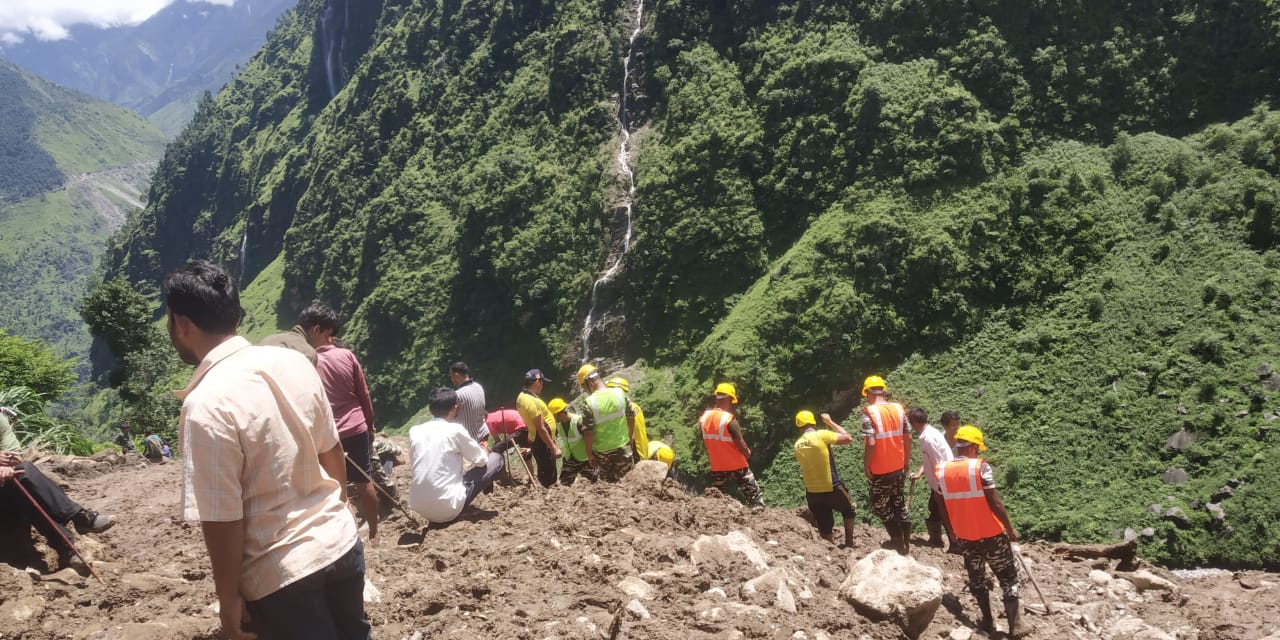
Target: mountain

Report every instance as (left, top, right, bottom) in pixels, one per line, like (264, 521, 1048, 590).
(0, 60, 166, 369)
(0, 0, 296, 137)
(97, 0, 1280, 565)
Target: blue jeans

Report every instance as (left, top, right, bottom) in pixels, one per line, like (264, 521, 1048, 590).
(245, 540, 370, 640)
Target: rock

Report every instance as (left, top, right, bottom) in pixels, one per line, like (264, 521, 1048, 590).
(363, 578, 382, 604)
(1163, 508, 1190, 528)
(1212, 485, 1235, 502)
(0, 595, 44, 623)
(1160, 468, 1189, 484)
(1176, 404, 1188, 415)
(1146, 503, 1163, 514)
(622, 460, 670, 486)
(1234, 409, 1250, 418)
(1089, 569, 1113, 587)
(1226, 478, 1243, 488)
(626, 599, 651, 620)
(838, 549, 943, 639)
(704, 587, 727, 599)
(1263, 373, 1280, 392)
(691, 531, 770, 572)
(1163, 429, 1198, 452)
(1258, 363, 1275, 378)
(617, 576, 653, 600)
(1108, 617, 1176, 640)
(949, 629, 973, 640)
(39, 568, 86, 585)
(121, 573, 185, 592)
(1122, 570, 1179, 596)
(741, 568, 803, 613)
(1140, 528, 1155, 539)
(1123, 528, 1137, 542)
(1206, 502, 1226, 523)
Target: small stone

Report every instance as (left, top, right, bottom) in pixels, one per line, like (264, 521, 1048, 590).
(626, 599, 651, 620)
(949, 628, 973, 640)
(1161, 468, 1189, 484)
(1089, 570, 1113, 587)
(1226, 478, 1243, 488)
(1234, 409, 1249, 418)
(1146, 503, 1163, 514)
(1163, 508, 1190, 528)
(1206, 503, 1225, 522)
(1176, 404, 1188, 414)
(791, 632, 808, 640)
(617, 576, 653, 600)
(704, 587, 727, 599)
(1212, 486, 1235, 502)
(1140, 528, 1155, 539)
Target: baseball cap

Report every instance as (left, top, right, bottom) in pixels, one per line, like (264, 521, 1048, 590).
(524, 369, 552, 384)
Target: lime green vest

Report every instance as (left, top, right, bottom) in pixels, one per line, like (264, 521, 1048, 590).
(557, 414, 589, 461)
(587, 387, 629, 452)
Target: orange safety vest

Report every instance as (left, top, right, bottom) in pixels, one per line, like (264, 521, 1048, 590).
(700, 409, 749, 472)
(863, 402, 906, 475)
(937, 458, 1006, 541)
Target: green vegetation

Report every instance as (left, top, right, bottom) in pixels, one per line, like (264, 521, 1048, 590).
(96, 0, 1280, 565)
(0, 332, 92, 455)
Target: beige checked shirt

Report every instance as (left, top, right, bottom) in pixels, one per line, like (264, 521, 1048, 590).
(175, 336, 357, 601)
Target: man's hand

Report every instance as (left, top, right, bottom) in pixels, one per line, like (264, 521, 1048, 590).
(1, 451, 19, 467)
(587, 453, 598, 469)
(910, 470, 924, 480)
(218, 595, 257, 640)
(1007, 528, 1019, 543)
(552, 445, 562, 459)
(0, 464, 24, 485)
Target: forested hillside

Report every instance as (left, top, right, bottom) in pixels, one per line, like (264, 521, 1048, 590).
(97, 0, 1280, 565)
(0, 61, 165, 367)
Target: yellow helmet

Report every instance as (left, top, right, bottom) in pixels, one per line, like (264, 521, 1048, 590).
(955, 425, 987, 451)
(794, 410, 817, 429)
(713, 382, 738, 404)
(655, 445, 674, 468)
(861, 375, 887, 397)
(606, 377, 630, 393)
(577, 364, 599, 388)
(547, 398, 568, 415)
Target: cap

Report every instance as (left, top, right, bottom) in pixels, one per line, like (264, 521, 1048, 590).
(524, 369, 552, 384)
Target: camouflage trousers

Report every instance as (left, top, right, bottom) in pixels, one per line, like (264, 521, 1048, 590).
(868, 470, 909, 527)
(710, 467, 764, 508)
(959, 534, 1020, 599)
(559, 457, 598, 486)
(595, 447, 634, 483)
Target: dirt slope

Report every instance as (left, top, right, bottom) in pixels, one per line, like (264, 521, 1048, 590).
(3, 447, 1279, 640)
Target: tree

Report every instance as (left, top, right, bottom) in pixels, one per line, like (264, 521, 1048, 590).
(0, 331, 74, 400)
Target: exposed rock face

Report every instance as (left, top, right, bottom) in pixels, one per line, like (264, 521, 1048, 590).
(1160, 467, 1189, 484)
(1163, 429, 1198, 451)
(838, 549, 943, 639)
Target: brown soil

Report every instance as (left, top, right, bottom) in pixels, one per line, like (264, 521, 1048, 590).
(3, 445, 1279, 639)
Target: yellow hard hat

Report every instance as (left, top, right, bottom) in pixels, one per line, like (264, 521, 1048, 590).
(713, 382, 738, 404)
(795, 410, 817, 429)
(577, 364, 599, 388)
(955, 425, 987, 451)
(548, 398, 568, 415)
(861, 375, 887, 397)
(606, 377, 630, 393)
(655, 445, 674, 468)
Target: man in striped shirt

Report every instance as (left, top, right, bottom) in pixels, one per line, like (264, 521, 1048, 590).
(450, 362, 489, 444)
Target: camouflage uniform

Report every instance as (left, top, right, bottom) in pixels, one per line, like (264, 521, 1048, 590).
(594, 447, 634, 483)
(710, 467, 765, 508)
(959, 534, 1020, 599)
(559, 458, 598, 486)
(868, 469, 908, 527)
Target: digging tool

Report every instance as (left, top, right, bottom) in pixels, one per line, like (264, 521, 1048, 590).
(12, 477, 105, 584)
(497, 405, 543, 489)
(907, 475, 918, 516)
(1011, 540, 1053, 614)
(344, 453, 423, 529)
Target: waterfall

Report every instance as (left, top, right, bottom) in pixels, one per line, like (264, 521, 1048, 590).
(319, 0, 348, 99)
(239, 231, 249, 276)
(580, 0, 644, 362)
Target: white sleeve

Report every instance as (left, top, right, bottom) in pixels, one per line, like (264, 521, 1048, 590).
(456, 428, 488, 470)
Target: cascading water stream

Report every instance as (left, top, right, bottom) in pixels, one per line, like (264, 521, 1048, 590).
(580, 0, 644, 362)
(319, 0, 348, 99)
(239, 231, 249, 276)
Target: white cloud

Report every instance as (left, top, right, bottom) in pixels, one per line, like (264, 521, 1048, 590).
(0, 0, 235, 42)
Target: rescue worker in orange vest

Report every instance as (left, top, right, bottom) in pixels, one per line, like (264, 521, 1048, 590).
(936, 426, 1031, 638)
(859, 375, 912, 554)
(793, 410, 855, 547)
(699, 383, 764, 509)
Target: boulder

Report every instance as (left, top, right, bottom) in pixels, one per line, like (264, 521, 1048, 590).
(1206, 502, 1226, 523)
(1121, 570, 1179, 597)
(740, 568, 810, 613)
(1163, 508, 1190, 528)
(838, 549, 943, 639)
(1212, 485, 1235, 502)
(691, 531, 770, 572)
(1263, 373, 1280, 392)
(1160, 467, 1189, 484)
(1107, 616, 1176, 640)
(1088, 569, 1113, 587)
(617, 576, 653, 600)
(0, 595, 44, 624)
(1140, 528, 1155, 540)
(1162, 430, 1197, 452)
(622, 460, 670, 486)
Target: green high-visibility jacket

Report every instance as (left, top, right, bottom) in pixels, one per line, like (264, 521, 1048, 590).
(587, 387, 629, 453)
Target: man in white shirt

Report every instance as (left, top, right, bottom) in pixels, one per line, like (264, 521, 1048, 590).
(908, 407, 957, 551)
(408, 388, 508, 524)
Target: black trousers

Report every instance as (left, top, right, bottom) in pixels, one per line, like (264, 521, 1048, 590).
(0, 462, 82, 552)
(530, 437, 557, 488)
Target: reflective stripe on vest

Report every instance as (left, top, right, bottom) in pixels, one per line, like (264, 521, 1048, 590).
(937, 458, 1005, 541)
(587, 387, 629, 452)
(700, 409, 748, 472)
(587, 388, 627, 425)
(864, 402, 906, 475)
(558, 414, 589, 461)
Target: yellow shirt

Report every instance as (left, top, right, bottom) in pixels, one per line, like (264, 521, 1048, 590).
(516, 390, 555, 443)
(632, 402, 649, 458)
(794, 429, 844, 493)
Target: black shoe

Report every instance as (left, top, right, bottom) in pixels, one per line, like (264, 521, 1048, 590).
(59, 551, 87, 571)
(72, 509, 114, 534)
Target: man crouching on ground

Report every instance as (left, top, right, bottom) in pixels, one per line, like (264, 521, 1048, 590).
(165, 260, 368, 640)
(408, 387, 510, 524)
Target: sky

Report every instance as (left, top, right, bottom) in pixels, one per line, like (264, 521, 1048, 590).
(0, 0, 234, 43)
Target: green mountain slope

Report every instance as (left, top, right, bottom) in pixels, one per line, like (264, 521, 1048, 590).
(97, 0, 1280, 564)
(0, 60, 166, 369)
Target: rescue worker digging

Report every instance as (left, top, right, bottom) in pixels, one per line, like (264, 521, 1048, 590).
(860, 375, 912, 555)
(606, 377, 650, 462)
(549, 398, 597, 485)
(792, 410, 855, 547)
(936, 426, 1032, 638)
(699, 383, 764, 508)
(577, 364, 636, 483)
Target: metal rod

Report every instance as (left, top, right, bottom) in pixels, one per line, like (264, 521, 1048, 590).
(344, 453, 423, 529)
(13, 477, 105, 584)
(1012, 541, 1053, 614)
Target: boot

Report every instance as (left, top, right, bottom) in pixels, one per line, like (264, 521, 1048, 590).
(1004, 596, 1033, 638)
(974, 590, 995, 632)
(72, 509, 114, 535)
(925, 520, 945, 547)
(820, 531, 835, 544)
(897, 521, 911, 556)
(843, 525, 855, 549)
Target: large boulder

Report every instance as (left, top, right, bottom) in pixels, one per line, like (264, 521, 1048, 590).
(622, 460, 670, 486)
(691, 530, 770, 573)
(838, 549, 943, 639)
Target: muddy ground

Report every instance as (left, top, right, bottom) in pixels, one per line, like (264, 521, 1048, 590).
(2, 444, 1279, 640)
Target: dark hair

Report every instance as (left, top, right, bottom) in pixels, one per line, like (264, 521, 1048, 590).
(449, 361, 469, 376)
(940, 410, 961, 426)
(428, 387, 458, 417)
(907, 408, 928, 425)
(298, 302, 341, 335)
(163, 260, 243, 334)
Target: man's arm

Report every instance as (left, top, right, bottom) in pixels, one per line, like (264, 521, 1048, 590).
(583, 430, 596, 467)
(860, 409, 875, 477)
(534, 416, 559, 458)
(985, 488, 1018, 542)
(201, 520, 255, 640)
(819, 413, 854, 445)
(352, 358, 377, 432)
(727, 419, 752, 459)
(318, 443, 348, 488)
(0, 464, 23, 485)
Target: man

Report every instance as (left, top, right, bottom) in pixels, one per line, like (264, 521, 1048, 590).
(259, 324, 318, 365)
(699, 383, 764, 508)
(860, 375, 912, 555)
(606, 377, 649, 461)
(450, 362, 489, 444)
(1, 407, 114, 569)
(114, 423, 135, 454)
(793, 410, 855, 546)
(577, 364, 637, 483)
(908, 408, 957, 550)
(407, 388, 509, 524)
(940, 410, 961, 449)
(549, 398, 596, 485)
(936, 426, 1032, 638)
(164, 260, 367, 640)
(300, 302, 379, 544)
(516, 369, 560, 488)
(646, 439, 675, 469)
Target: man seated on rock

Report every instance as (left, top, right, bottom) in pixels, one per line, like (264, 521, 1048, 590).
(0, 407, 115, 570)
(408, 388, 512, 524)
